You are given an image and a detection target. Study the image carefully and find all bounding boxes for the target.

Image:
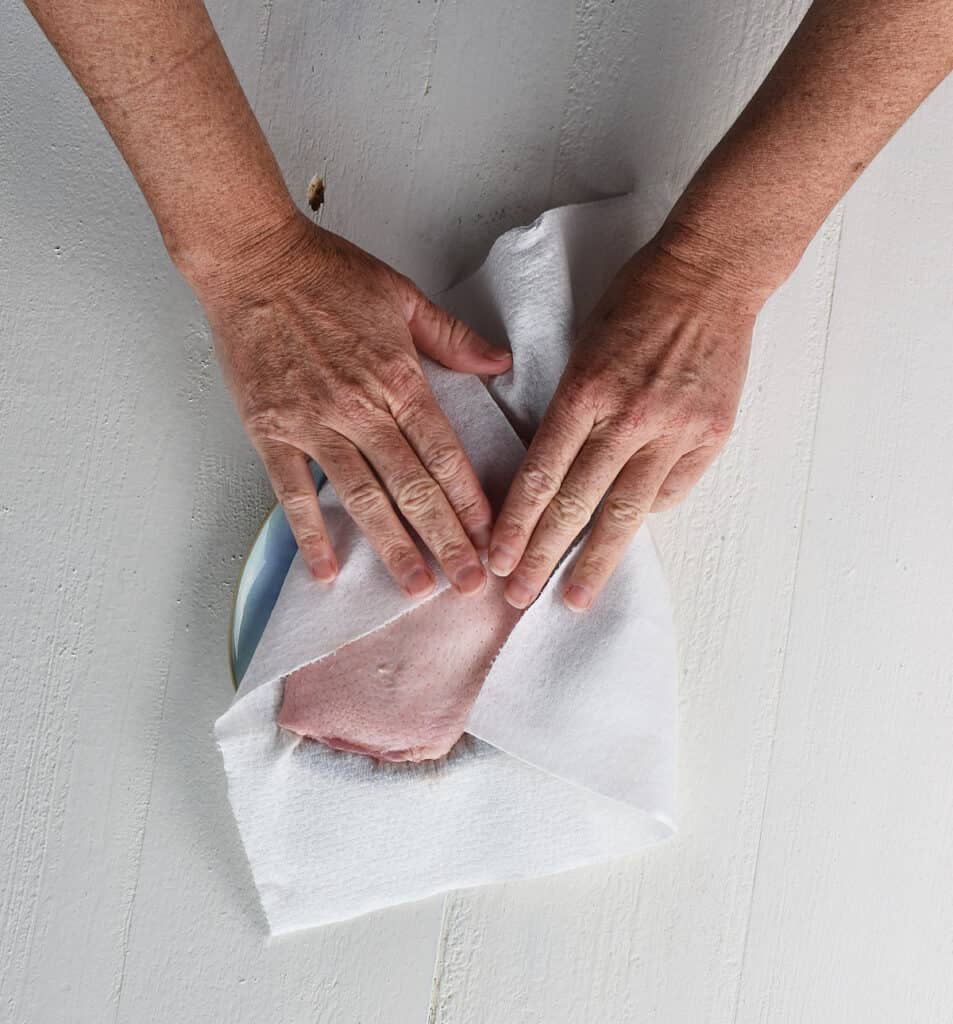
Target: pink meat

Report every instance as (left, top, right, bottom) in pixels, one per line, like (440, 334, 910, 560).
(277, 573, 524, 762)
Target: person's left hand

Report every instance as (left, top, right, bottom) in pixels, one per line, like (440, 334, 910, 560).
(487, 232, 762, 611)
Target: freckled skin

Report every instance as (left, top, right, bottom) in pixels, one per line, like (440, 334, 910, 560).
(485, 2, 953, 610)
(24, 0, 514, 604)
(22, 0, 953, 618)
(196, 214, 508, 602)
(20, 0, 953, 773)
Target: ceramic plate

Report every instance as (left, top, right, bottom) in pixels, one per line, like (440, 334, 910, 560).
(229, 462, 325, 687)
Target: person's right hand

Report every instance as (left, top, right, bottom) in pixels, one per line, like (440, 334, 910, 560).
(192, 211, 512, 600)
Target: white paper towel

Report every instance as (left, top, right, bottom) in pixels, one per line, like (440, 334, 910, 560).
(216, 189, 679, 935)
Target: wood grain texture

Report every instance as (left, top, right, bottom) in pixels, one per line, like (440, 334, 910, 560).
(0, 9, 209, 1020)
(2, 0, 951, 1021)
(429, 22, 953, 1024)
(734, 82, 953, 1024)
(427, 207, 843, 1024)
(1, 3, 446, 1021)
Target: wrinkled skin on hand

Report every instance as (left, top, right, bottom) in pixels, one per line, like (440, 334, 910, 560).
(193, 212, 512, 599)
(489, 233, 759, 612)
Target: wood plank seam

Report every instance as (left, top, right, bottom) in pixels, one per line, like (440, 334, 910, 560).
(728, 202, 846, 1024)
(111, 663, 174, 1022)
(426, 894, 458, 1023)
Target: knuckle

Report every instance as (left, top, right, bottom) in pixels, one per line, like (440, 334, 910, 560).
(602, 494, 649, 531)
(341, 478, 388, 520)
(383, 352, 425, 398)
(247, 404, 294, 441)
(433, 537, 472, 566)
(617, 401, 653, 437)
(599, 422, 631, 449)
(335, 388, 377, 424)
(519, 459, 563, 503)
(493, 515, 527, 547)
(362, 423, 402, 459)
(277, 487, 316, 517)
(389, 387, 428, 427)
(596, 406, 648, 448)
(699, 411, 734, 447)
(393, 473, 442, 517)
(424, 440, 468, 482)
(546, 489, 593, 532)
(379, 538, 418, 572)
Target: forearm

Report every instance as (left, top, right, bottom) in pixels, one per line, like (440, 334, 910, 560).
(663, 0, 953, 304)
(24, 0, 296, 287)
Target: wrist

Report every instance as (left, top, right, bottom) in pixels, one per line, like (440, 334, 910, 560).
(167, 188, 301, 299)
(657, 159, 821, 310)
(650, 211, 786, 317)
(625, 216, 770, 332)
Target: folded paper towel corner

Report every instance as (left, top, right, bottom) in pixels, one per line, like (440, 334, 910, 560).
(215, 189, 680, 935)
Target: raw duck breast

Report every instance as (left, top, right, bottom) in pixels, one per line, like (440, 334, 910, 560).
(277, 573, 524, 762)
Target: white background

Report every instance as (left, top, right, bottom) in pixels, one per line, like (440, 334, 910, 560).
(2, 1, 952, 1021)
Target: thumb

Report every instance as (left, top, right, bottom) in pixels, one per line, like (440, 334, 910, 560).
(407, 294, 512, 375)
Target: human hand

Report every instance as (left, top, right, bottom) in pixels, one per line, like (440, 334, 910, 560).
(193, 212, 512, 599)
(487, 228, 763, 612)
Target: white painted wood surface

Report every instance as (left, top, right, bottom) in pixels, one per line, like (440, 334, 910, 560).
(2, 1, 951, 1021)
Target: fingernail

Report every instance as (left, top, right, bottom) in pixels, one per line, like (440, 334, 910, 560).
(455, 563, 486, 596)
(486, 347, 512, 364)
(471, 525, 492, 552)
(488, 544, 517, 577)
(310, 557, 337, 582)
(402, 565, 434, 598)
(564, 583, 593, 612)
(504, 578, 536, 609)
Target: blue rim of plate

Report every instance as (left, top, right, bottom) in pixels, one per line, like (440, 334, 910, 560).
(228, 462, 325, 688)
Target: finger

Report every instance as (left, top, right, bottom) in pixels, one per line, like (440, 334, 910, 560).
(354, 418, 487, 597)
(388, 378, 493, 550)
(502, 434, 630, 609)
(310, 432, 437, 599)
(259, 442, 337, 582)
(563, 445, 680, 612)
(407, 294, 512, 375)
(488, 396, 597, 578)
(652, 446, 717, 511)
